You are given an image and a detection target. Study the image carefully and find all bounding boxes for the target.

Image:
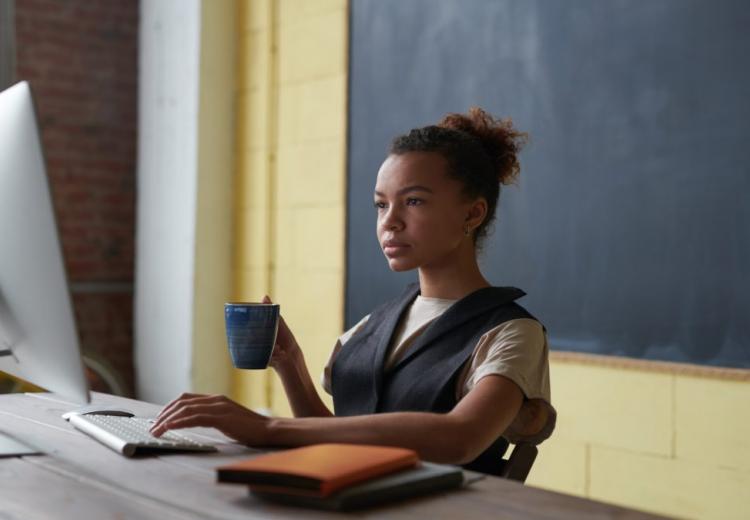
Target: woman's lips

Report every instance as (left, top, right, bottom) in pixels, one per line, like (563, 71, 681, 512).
(383, 242, 410, 256)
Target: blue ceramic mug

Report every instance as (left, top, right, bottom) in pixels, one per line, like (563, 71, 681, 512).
(224, 302, 280, 369)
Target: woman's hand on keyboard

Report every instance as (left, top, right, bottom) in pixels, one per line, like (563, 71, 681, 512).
(149, 393, 272, 445)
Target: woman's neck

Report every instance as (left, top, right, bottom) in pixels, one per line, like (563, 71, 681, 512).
(417, 248, 490, 300)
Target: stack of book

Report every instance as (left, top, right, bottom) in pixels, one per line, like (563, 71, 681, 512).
(216, 443, 465, 511)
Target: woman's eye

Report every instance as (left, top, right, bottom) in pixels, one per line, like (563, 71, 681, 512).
(373, 201, 386, 209)
(406, 198, 423, 206)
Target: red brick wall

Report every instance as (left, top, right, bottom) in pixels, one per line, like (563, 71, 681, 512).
(15, 0, 138, 395)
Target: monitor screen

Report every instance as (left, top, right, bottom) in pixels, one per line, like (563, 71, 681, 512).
(0, 81, 90, 404)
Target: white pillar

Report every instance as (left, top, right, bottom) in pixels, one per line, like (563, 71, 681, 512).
(135, 0, 234, 403)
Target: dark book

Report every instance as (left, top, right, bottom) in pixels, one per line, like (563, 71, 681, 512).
(249, 462, 465, 511)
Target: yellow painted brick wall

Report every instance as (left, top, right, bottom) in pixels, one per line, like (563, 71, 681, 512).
(527, 359, 750, 520)
(232, 0, 347, 414)
(272, 0, 347, 415)
(232, 0, 275, 410)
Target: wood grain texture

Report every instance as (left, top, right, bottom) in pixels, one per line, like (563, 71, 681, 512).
(0, 392, 669, 519)
(0, 457, 196, 520)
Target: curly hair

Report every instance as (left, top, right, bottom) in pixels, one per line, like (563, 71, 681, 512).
(389, 107, 528, 248)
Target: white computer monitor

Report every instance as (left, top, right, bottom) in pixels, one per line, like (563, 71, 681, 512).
(0, 81, 90, 404)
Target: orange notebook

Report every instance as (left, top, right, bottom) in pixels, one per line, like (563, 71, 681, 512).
(216, 444, 419, 498)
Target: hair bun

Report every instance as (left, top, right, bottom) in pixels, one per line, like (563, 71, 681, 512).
(437, 107, 528, 185)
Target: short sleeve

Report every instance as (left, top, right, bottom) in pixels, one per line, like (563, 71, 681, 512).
(456, 318, 556, 444)
(320, 314, 371, 395)
(461, 319, 550, 401)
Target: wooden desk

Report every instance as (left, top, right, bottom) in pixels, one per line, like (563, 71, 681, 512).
(0, 392, 667, 519)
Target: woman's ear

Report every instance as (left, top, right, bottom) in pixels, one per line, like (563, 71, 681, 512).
(465, 198, 488, 230)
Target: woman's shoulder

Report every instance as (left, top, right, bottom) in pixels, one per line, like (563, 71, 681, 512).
(484, 317, 545, 340)
(467, 319, 548, 377)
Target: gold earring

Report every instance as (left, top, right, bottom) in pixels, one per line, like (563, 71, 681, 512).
(464, 225, 471, 237)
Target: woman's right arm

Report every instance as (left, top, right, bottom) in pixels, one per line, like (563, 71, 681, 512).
(273, 346, 333, 417)
(265, 296, 333, 418)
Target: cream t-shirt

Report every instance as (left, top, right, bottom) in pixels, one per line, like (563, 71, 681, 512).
(321, 295, 556, 444)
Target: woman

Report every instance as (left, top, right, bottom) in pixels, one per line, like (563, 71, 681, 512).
(151, 108, 555, 476)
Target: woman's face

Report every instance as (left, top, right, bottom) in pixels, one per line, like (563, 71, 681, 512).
(374, 151, 483, 272)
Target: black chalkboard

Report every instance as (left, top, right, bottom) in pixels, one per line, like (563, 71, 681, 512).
(346, 0, 750, 368)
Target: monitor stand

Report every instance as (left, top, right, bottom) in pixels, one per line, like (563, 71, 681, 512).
(1, 298, 38, 455)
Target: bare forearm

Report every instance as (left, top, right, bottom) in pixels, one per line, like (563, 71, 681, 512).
(153, 373, 522, 465)
(274, 349, 333, 418)
(266, 412, 475, 464)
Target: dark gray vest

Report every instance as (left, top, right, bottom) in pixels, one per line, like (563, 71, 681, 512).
(331, 283, 537, 475)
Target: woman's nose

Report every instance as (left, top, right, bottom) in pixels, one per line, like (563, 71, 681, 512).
(381, 206, 404, 231)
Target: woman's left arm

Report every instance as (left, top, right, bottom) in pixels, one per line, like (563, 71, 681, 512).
(150, 375, 523, 465)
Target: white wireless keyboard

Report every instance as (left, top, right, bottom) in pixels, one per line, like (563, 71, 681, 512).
(68, 414, 218, 457)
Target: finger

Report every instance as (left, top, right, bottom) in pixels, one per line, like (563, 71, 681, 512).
(152, 398, 225, 430)
(151, 413, 224, 437)
(149, 405, 216, 437)
(156, 392, 207, 418)
(156, 398, 233, 425)
(156, 395, 201, 421)
(153, 404, 267, 442)
(155, 394, 225, 424)
(262, 295, 272, 303)
(279, 316, 290, 333)
(151, 401, 232, 436)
